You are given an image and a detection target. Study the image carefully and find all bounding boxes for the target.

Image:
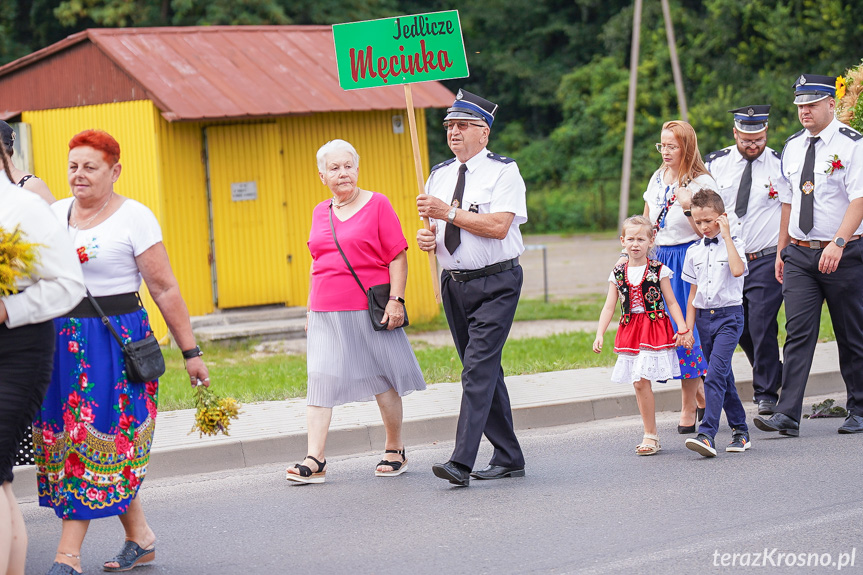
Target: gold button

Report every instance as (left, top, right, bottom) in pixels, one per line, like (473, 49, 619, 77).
(710, 310, 715, 314)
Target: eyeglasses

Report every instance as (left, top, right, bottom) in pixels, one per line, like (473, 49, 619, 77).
(738, 138, 766, 148)
(655, 143, 680, 152)
(444, 120, 486, 131)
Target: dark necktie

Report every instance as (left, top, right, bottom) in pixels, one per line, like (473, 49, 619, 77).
(799, 136, 819, 234)
(445, 164, 468, 254)
(704, 236, 719, 246)
(735, 159, 754, 218)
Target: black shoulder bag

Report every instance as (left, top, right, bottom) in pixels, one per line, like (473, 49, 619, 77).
(328, 202, 408, 331)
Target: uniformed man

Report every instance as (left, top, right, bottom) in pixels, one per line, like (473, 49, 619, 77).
(417, 89, 527, 486)
(704, 105, 784, 415)
(754, 74, 863, 436)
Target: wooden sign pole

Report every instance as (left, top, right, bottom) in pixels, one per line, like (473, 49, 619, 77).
(404, 84, 442, 303)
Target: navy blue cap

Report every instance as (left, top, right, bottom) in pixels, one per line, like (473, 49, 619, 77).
(444, 89, 498, 127)
(0, 121, 14, 154)
(728, 105, 770, 133)
(793, 74, 836, 105)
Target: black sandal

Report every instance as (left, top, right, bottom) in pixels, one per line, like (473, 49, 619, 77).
(286, 455, 327, 484)
(375, 448, 407, 477)
(103, 540, 155, 572)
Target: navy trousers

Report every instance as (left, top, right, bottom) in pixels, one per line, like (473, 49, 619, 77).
(441, 265, 525, 470)
(696, 306, 748, 439)
(739, 254, 784, 402)
(775, 242, 863, 421)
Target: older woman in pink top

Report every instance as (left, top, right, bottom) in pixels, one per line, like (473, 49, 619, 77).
(286, 139, 426, 484)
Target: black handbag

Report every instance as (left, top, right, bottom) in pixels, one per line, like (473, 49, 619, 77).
(86, 290, 166, 383)
(328, 203, 408, 331)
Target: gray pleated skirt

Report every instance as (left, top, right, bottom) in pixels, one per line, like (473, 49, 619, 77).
(306, 310, 427, 408)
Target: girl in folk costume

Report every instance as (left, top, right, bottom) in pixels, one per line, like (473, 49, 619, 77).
(594, 216, 690, 455)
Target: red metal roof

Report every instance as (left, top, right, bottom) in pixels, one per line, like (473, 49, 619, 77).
(0, 26, 455, 122)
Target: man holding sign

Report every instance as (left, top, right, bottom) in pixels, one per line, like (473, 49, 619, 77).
(417, 90, 527, 487)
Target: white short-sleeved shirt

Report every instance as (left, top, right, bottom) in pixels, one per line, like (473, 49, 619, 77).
(51, 197, 162, 296)
(608, 263, 673, 313)
(425, 148, 527, 271)
(1, 174, 85, 327)
(681, 234, 748, 309)
(644, 170, 718, 246)
(705, 144, 783, 253)
(773, 118, 863, 241)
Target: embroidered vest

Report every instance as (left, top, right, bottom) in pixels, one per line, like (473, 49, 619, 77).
(613, 260, 666, 325)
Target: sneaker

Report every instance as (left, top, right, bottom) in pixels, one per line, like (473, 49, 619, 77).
(685, 433, 717, 457)
(726, 429, 751, 452)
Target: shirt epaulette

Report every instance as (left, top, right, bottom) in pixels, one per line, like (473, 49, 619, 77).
(839, 126, 863, 142)
(487, 152, 515, 164)
(430, 158, 456, 172)
(786, 129, 805, 142)
(704, 148, 731, 163)
(771, 149, 781, 160)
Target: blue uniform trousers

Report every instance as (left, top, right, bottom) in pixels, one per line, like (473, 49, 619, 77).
(696, 305, 748, 439)
(776, 241, 863, 421)
(739, 254, 784, 402)
(441, 265, 525, 470)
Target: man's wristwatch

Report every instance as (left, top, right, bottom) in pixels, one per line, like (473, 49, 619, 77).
(182, 345, 204, 360)
(834, 237, 847, 248)
(389, 296, 406, 305)
(447, 207, 457, 224)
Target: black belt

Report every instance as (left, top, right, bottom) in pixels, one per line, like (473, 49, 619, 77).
(746, 246, 778, 261)
(447, 258, 519, 282)
(67, 292, 142, 318)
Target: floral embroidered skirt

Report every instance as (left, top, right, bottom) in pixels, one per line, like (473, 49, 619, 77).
(33, 310, 158, 520)
(656, 242, 708, 379)
(612, 314, 681, 384)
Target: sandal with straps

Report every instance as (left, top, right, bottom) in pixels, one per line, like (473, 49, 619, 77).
(103, 540, 156, 572)
(375, 448, 407, 477)
(636, 433, 661, 456)
(286, 455, 327, 484)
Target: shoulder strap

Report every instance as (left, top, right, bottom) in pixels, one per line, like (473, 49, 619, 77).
(328, 202, 366, 296)
(16, 174, 34, 187)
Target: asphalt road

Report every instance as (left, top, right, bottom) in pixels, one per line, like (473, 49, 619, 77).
(20, 400, 862, 575)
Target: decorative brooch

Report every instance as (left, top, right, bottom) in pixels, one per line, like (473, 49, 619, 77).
(765, 178, 778, 200)
(825, 154, 844, 176)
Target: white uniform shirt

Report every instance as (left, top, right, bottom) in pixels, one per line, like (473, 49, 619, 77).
(706, 145, 783, 253)
(644, 171, 719, 246)
(681, 234, 748, 309)
(1, 173, 85, 328)
(773, 118, 863, 241)
(51, 197, 162, 297)
(425, 148, 527, 271)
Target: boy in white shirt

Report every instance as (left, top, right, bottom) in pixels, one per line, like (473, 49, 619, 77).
(680, 189, 750, 456)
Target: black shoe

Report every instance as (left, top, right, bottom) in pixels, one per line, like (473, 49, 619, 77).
(757, 400, 776, 416)
(432, 461, 470, 486)
(753, 413, 799, 436)
(470, 464, 525, 480)
(685, 433, 717, 457)
(677, 423, 696, 434)
(838, 414, 863, 434)
(726, 429, 751, 452)
(696, 407, 705, 425)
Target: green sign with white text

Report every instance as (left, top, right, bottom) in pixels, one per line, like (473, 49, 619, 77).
(332, 11, 469, 90)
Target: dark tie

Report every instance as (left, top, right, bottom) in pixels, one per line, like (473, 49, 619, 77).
(735, 159, 754, 218)
(799, 136, 819, 234)
(445, 163, 468, 254)
(704, 236, 719, 246)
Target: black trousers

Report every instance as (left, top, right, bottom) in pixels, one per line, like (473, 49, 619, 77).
(739, 254, 784, 402)
(776, 241, 863, 421)
(0, 320, 56, 484)
(441, 265, 525, 470)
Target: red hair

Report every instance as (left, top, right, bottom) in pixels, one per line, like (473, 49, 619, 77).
(660, 120, 709, 187)
(69, 130, 120, 165)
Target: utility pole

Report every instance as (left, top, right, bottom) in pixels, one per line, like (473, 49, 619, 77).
(618, 0, 642, 232)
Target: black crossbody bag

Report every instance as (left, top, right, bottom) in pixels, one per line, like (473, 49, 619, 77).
(67, 201, 166, 382)
(328, 202, 408, 331)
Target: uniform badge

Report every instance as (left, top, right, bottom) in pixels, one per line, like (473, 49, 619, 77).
(747, 107, 755, 116)
(802, 180, 814, 194)
(798, 75, 806, 86)
(456, 89, 464, 100)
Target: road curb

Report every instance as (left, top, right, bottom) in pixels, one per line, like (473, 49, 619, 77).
(13, 367, 846, 500)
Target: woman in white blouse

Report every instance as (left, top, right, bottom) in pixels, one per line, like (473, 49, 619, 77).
(0, 154, 84, 575)
(642, 120, 717, 433)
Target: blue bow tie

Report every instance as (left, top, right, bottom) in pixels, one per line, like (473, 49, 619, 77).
(704, 236, 719, 246)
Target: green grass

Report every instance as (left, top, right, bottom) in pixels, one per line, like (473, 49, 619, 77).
(157, 296, 836, 411)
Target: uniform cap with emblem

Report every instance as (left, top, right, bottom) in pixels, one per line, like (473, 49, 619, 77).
(793, 74, 837, 105)
(728, 105, 770, 134)
(444, 89, 498, 127)
(0, 120, 15, 155)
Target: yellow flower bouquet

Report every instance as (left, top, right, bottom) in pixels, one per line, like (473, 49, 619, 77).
(0, 226, 38, 296)
(189, 384, 241, 437)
